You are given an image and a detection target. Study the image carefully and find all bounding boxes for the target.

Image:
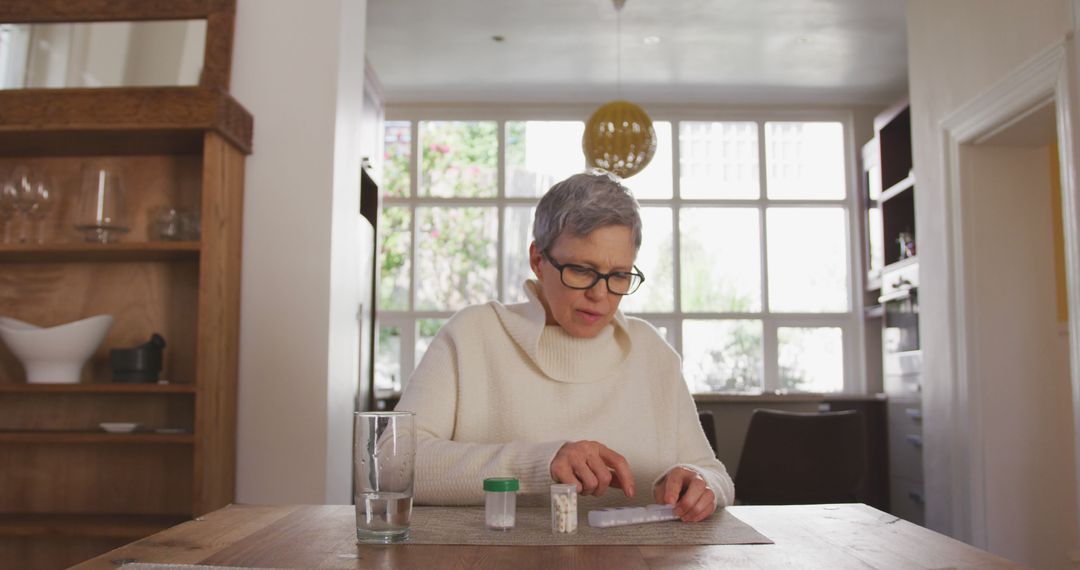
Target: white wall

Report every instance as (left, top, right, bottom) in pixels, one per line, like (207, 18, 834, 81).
(907, 0, 1077, 563)
(965, 143, 1077, 568)
(231, 0, 368, 505)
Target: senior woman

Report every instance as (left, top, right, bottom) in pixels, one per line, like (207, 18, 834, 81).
(396, 172, 734, 522)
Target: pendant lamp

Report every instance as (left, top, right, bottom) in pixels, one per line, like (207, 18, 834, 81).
(582, 0, 656, 179)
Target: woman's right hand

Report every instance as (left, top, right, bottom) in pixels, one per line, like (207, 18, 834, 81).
(550, 440, 636, 497)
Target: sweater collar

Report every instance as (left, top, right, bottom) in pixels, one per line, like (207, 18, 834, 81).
(492, 280, 632, 383)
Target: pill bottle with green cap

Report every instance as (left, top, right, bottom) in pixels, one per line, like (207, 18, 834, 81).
(483, 477, 519, 530)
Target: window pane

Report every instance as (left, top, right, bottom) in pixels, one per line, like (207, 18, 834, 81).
(625, 121, 673, 199)
(416, 318, 447, 367)
(680, 208, 761, 312)
(506, 121, 585, 197)
(375, 325, 401, 396)
(415, 207, 497, 310)
(419, 121, 497, 197)
(766, 208, 849, 312)
(619, 207, 673, 313)
(383, 121, 411, 198)
(765, 122, 845, 200)
(778, 327, 844, 393)
(679, 121, 759, 199)
(504, 206, 536, 303)
(682, 320, 763, 393)
(378, 207, 411, 310)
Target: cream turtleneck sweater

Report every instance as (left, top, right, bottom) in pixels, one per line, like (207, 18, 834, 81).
(396, 281, 735, 509)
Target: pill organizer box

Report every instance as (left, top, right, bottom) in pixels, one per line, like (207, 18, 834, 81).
(587, 504, 678, 528)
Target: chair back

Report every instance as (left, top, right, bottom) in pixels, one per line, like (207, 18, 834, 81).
(734, 409, 867, 505)
(698, 410, 718, 457)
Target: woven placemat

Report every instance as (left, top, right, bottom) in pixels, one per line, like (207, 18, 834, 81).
(122, 566, 265, 569)
(404, 506, 772, 545)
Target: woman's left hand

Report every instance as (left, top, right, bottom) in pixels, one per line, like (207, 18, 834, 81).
(653, 467, 715, 522)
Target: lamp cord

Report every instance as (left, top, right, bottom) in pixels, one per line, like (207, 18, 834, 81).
(616, 4, 622, 99)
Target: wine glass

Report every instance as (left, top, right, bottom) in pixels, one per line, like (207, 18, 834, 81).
(9, 165, 42, 244)
(26, 175, 56, 244)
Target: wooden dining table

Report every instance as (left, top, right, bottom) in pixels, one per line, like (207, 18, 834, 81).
(73, 503, 1017, 569)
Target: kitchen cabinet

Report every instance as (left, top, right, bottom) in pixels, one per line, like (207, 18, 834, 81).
(863, 101, 916, 286)
(862, 100, 924, 525)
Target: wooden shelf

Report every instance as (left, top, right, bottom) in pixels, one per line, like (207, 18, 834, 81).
(0, 431, 194, 444)
(879, 174, 915, 203)
(0, 513, 189, 539)
(882, 255, 919, 273)
(866, 271, 882, 293)
(0, 87, 252, 156)
(0, 383, 195, 394)
(0, 241, 199, 262)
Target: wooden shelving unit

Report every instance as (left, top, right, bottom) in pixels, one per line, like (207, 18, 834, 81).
(0, 87, 248, 564)
(0, 4, 251, 567)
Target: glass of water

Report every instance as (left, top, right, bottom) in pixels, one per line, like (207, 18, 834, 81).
(354, 411, 416, 544)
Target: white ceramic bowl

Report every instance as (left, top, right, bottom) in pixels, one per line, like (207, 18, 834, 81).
(0, 315, 114, 384)
(100, 422, 139, 433)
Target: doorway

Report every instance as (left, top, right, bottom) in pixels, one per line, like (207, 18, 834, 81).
(955, 100, 1078, 567)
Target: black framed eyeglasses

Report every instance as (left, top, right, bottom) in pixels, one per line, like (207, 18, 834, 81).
(542, 250, 645, 295)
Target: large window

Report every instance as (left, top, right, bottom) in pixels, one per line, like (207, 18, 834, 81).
(376, 114, 860, 397)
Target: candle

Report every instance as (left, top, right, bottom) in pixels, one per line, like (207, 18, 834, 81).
(96, 169, 106, 223)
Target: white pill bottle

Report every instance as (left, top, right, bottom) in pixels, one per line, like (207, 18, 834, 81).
(550, 483, 578, 534)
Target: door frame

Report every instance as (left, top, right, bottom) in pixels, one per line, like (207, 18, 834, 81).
(937, 32, 1080, 547)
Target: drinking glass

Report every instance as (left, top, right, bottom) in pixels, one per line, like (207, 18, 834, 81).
(25, 174, 56, 244)
(75, 165, 129, 243)
(354, 411, 415, 544)
(149, 206, 183, 241)
(8, 165, 44, 243)
(6, 167, 55, 244)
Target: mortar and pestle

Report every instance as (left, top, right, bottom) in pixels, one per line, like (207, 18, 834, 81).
(110, 333, 166, 383)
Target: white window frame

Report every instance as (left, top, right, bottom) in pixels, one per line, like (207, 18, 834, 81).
(377, 104, 868, 395)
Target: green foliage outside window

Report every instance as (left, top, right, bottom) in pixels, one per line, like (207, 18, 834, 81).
(383, 121, 410, 198)
(421, 121, 497, 198)
(378, 207, 410, 310)
(415, 207, 497, 310)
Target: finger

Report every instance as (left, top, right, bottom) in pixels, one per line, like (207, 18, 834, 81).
(653, 481, 665, 504)
(675, 477, 706, 519)
(663, 469, 684, 506)
(684, 488, 716, 523)
(572, 460, 600, 495)
(550, 461, 580, 490)
(599, 447, 636, 497)
(586, 455, 612, 496)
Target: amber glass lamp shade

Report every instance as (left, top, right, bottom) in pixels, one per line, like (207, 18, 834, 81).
(582, 100, 657, 178)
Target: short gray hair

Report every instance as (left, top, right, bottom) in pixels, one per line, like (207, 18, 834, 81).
(532, 172, 642, 253)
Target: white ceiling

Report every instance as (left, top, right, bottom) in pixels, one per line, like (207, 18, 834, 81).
(365, 0, 909, 106)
